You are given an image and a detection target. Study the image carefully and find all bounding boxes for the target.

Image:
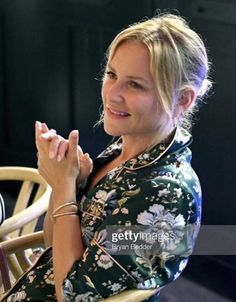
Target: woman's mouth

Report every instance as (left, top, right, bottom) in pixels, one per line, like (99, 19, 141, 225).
(107, 107, 130, 118)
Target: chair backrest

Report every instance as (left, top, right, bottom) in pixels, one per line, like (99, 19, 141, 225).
(0, 166, 51, 239)
(0, 231, 45, 295)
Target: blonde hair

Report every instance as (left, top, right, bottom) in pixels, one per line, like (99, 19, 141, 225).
(104, 13, 212, 131)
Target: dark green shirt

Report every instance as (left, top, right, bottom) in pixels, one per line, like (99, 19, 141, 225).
(2, 127, 201, 302)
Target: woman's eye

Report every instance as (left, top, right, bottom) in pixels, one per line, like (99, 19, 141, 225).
(129, 81, 143, 90)
(105, 71, 116, 80)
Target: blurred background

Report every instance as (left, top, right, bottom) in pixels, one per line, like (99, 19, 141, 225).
(0, 0, 235, 301)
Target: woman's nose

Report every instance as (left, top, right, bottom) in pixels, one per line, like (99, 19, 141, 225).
(106, 81, 124, 103)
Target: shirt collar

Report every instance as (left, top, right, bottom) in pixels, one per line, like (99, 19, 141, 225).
(95, 127, 192, 170)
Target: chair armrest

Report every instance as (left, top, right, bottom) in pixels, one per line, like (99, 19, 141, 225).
(0, 194, 50, 238)
(0, 231, 45, 253)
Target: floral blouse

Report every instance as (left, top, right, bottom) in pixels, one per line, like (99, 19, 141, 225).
(1, 128, 201, 302)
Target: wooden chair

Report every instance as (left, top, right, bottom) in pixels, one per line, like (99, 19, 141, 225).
(0, 231, 159, 301)
(0, 166, 51, 239)
(0, 167, 158, 300)
(0, 166, 51, 292)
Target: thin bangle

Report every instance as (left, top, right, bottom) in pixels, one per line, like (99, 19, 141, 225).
(52, 202, 78, 216)
(51, 211, 78, 223)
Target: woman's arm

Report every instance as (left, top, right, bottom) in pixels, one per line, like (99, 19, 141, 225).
(37, 121, 92, 249)
(35, 122, 92, 301)
(43, 193, 53, 247)
(52, 182, 84, 302)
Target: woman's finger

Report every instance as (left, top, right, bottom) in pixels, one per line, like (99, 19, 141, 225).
(82, 153, 93, 173)
(35, 121, 42, 142)
(35, 121, 53, 145)
(57, 139, 69, 162)
(41, 131, 58, 141)
(77, 153, 93, 183)
(48, 135, 64, 159)
(41, 123, 49, 133)
(68, 130, 79, 156)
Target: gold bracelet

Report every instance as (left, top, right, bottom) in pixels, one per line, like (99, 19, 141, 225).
(52, 202, 78, 216)
(51, 211, 78, 223)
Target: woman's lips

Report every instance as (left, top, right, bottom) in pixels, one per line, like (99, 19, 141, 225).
(107, 107, 130, 118)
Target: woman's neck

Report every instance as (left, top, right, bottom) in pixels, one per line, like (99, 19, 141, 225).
(118, 130, 174, 163)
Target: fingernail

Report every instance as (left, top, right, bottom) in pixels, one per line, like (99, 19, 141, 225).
(72, 130, 78, 138)
(57, 155, 61, 162)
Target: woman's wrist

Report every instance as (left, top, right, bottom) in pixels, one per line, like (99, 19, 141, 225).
(52, 180, 77, 207)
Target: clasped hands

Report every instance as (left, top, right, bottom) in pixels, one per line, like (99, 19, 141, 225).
(35, 121, 93, 192)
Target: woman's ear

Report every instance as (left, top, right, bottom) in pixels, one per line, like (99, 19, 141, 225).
(174, 87, 197, 118)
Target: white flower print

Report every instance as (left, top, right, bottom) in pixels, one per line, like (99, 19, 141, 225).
(44, 269, 54, 285)
(95, 190, 108, 201)
(95, 250, 113, 269)
(102, 280, 126, 294)
(110, 282, 122, 292)
(74, 292, 97, 302)
(137, 204, 186, 251)
(93, 229, 113, 252)
(6, 290, 27, 302)
(27, 270, 36, 283)
(130, 270, 143, 281)
(121, 207, 129, 214)
(174, 188, 183, 198)
(158, 188, 170, 197)
(138, 153, 150, 160)
(94, 229, 108, 245)
(95, 189, 117, 203)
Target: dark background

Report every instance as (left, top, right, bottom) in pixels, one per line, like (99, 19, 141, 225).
(0, 0, 235, 300)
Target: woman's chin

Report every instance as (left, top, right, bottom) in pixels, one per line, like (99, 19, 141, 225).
(103, 125, 123, 137)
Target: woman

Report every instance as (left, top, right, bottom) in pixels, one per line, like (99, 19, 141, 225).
(2, 13, 211, 302)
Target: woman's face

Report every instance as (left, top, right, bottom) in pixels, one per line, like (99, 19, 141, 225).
(102, 41, 168, 142)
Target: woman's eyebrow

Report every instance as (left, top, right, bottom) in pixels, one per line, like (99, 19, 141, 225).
(126, 75, 149, 84)
(107, 64, 149, 84)
(106, 63, 115, 71)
